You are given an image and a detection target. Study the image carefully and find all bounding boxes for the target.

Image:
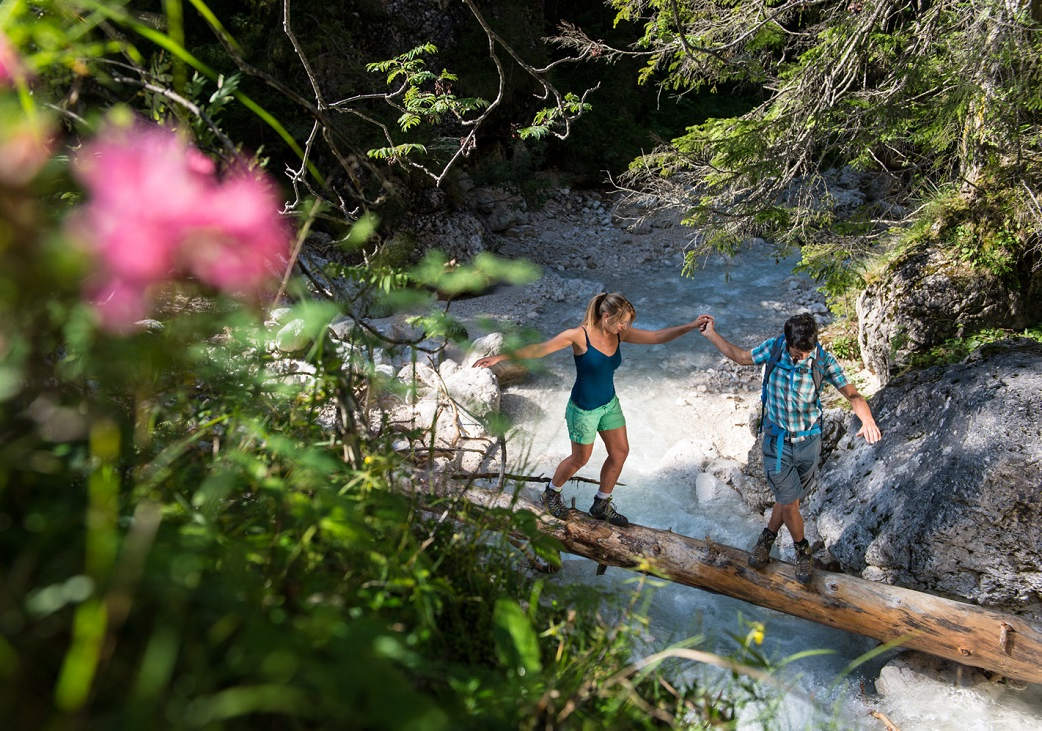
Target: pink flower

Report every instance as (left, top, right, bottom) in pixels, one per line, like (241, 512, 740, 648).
(180, 172, 290, 290)
(71, 122, 290, 332)
(0, 32, 23, 87)
(90, 278, 151, 334)
(0, 114, 52, 186)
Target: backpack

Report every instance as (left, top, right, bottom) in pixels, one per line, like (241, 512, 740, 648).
(759, 335, 827, 474)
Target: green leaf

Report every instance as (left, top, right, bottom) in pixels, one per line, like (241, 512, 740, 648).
(492, 598, 542, 673)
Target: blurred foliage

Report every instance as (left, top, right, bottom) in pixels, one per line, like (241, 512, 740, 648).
(0, 3, 777, 728)
(0, 144, 729, 727)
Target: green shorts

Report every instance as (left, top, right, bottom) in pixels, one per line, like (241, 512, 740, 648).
(565, 396, 626, 445)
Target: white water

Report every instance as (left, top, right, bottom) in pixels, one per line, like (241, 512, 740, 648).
(452, 244, 1042, 730)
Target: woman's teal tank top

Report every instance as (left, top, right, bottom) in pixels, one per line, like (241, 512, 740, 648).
(569, 327, 622, 410)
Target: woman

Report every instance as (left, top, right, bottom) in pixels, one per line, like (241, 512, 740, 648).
(474, 292, 702, 527)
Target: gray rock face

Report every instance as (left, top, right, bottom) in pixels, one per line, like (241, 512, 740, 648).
(413, 210, 488, 262)
(467, 185, 528, 233)
(808, 339, 1042, 618)
(856, 246, 1038, 385)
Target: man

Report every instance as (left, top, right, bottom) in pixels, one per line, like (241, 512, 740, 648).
(695, 312, 882, 584)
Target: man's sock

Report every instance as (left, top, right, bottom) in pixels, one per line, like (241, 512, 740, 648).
(547, 481, 564, 493)
(595, 490, 611, 500)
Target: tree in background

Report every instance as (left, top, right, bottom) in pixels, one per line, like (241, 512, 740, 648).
(558, 0, 1042, 290)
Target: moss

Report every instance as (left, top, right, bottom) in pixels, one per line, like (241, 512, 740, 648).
(896, 183, 1027, 281)
(889, 326, 909, 359)
(901, 327, 1042, 371)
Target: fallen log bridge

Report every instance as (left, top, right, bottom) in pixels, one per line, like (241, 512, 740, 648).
(447, 483, 1042, 685)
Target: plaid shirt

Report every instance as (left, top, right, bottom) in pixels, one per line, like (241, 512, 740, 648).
(751, 336, 848, 441)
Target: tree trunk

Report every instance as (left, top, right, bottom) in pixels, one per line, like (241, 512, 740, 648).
(958, 3, 1007, 195)
(435, 482, 1042, 685)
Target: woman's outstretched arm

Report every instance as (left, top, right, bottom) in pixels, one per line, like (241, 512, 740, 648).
(473, 328, 582, 368)
(621, 319, 700, 345)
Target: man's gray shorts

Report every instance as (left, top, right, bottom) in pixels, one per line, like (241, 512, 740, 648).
(762, 432, 821, 505)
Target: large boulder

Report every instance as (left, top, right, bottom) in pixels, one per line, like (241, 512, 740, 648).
(467, 185, 528, 233)
(807, 338, 1042, 618)
(412, 210, 489, 262)
(438, 358, 500, 416)
(875, 652, 1039, 728)
(856, 246, 1040, 385)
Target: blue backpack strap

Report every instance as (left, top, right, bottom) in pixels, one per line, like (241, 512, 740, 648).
(760, 335, 787, 407)
(759, 336, 786, 473)
(806, 342, 827, 412)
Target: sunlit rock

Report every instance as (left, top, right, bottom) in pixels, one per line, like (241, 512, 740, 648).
(875, 651, 1042, 730)
(274, 318, 310, 353)
(439, 358, 500, 416)
(464, 332, 529, 386)
(857, 246, 1042, 384)
(810, 339, 1042, 619)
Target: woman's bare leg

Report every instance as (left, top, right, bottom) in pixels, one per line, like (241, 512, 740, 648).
(596, 426, 629, 495)
(551, 441, 594, 486)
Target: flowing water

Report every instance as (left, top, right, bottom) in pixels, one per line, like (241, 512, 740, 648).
(452, 242, 1042, 730)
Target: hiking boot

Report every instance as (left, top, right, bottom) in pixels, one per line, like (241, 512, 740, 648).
(794, 539, 814, 585)
(748, 528, 777, 569)
(541, 485, 569, 519)
(589, 495, 629, 527)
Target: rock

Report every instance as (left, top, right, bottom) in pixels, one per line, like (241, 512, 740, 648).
(389, 398, 459, 449)
(465, 332, 505, 363)
(857, 245, 1042, 384)
(413, 211, 488, 261)
(457, 437, 501, 473)
(265, 358, 317, 386)
(464, 332, 529, 386)
(373, 363, 396, 379)
(134, 318, 165, 332)
(367, 315, 426, 343)
(268, 307, 293, 325)
(327, 315, 354, 340)
(808, 339, 1042, 619)
(397, 362, 440, 397)
(705, 457, 744, 488)
(274, 318, 310, 353)
(874, 651, 1042, 730)
(736, 444, 775, 512)
(490, 361, 528, 388)
(466, 185, 528, 233)
(439, 358, 500, 416)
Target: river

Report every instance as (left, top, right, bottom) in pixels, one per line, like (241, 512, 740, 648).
(445, 198, 1042, 729)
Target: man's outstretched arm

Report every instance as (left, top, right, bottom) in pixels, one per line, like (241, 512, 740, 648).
(695, 314, 754, 365)
(838, 384, 882, 443)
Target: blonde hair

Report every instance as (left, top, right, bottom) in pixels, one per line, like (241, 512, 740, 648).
(582, 292, 635, 329)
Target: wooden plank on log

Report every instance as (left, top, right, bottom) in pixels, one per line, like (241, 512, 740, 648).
(438, 482, 1042, 685)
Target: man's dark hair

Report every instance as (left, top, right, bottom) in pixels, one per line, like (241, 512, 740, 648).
(784, 313, 819, 352)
